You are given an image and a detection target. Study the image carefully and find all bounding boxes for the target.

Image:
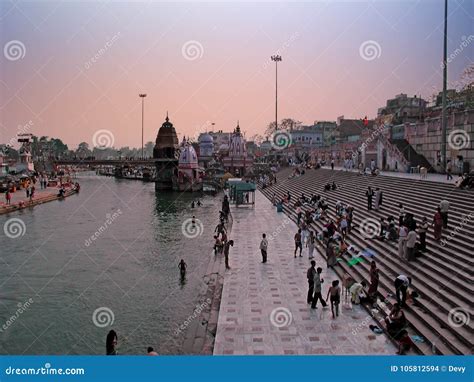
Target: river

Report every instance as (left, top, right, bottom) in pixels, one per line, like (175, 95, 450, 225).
(0, 172, 221, 355)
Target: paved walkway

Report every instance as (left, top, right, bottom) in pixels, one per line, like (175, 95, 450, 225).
(214, 191, 396, 355)
(331, 166, 459, 184)
(0, 186, 57, 207)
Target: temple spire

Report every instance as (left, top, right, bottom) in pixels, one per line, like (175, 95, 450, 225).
(166, 111, 169, 122)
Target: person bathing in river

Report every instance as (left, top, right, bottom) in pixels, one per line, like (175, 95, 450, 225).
(197, 200, 202, 207)
(178, 259, 187, 276)
(106, 330, 118, 355)
(191, 200, 195, 208)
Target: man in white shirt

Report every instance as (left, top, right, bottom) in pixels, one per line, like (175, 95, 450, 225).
(260, 233, 268, 263)
(406, 230, 417, 261)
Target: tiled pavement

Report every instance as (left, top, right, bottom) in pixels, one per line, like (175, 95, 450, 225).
(213, 191, 396, 355)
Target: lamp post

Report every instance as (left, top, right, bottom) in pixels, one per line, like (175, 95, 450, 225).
(440, 0, 448, 172)
(139, 94, 147, 159)
(271, 55, 282, 132)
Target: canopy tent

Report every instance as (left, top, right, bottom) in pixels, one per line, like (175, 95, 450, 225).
(227, 179, 256, 207)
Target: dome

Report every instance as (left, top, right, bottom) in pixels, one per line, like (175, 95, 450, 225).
(154, 114, 179, 159)
(229, 123, 247, 158)
(218, 143, 229, 153)
(179, 142, 198, 169)
(199, 133, 213, 143)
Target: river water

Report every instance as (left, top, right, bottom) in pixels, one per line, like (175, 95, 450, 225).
(0, 173, 221, 355)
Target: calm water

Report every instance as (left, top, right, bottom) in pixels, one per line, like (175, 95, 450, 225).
(0, 173, 220, 355)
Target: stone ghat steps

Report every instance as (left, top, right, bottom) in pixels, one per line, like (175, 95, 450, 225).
(261, 185, 473, 355)
(279, 174, 474, 284)
(261, 185, 472, 355)
(275, 170, 474, 273)
(271, 169, 474, 304)
(260, 170, 473, 355)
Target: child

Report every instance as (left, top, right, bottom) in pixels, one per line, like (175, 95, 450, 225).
(213, 235, 222, 255)
(326, 280, 341, 318)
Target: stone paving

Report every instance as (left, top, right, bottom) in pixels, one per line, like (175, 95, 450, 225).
(214, 191, 396, 355)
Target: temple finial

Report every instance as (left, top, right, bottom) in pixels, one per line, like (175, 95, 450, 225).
(166, 111, 169, 122)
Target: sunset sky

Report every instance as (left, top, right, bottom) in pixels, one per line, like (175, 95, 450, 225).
(1, 1, 472, 149)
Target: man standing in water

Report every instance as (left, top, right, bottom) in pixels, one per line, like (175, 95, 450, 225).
(178, 259, 187, 276)
(224, 240, 234, 269)
(260, 233, 268, 263)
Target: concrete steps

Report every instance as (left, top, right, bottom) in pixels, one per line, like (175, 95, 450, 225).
(259, 167, 473, 355)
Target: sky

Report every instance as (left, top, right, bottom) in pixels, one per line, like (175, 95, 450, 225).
(0, 0, 472, 149)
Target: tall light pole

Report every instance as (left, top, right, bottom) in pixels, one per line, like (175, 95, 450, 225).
(440, 0, 448, 171)
(139, 94, 147, 159)
(271, 55, 282, 131)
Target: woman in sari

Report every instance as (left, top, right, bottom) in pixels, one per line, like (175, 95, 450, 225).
(326, 239, 337, 268)
(432, 207, 443, 241)
(368, 261, 379, 299)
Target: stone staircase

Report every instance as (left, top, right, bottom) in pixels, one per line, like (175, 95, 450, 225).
(259, 167, 473, 355)
(390, 139, 434, 172)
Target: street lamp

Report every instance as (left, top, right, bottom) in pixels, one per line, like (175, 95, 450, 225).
(139, 94, 147, 159)
(271, 55, 282, 131)
(440, 0, 448, 172)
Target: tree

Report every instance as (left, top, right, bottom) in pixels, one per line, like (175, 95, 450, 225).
(264, 118, 302, 138)
(144, 141, 154, 158)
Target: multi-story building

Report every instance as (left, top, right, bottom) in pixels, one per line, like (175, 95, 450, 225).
(377, 93, 427, 125)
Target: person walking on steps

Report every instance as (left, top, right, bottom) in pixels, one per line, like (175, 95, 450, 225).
(418, 217, 429, 252)
(366, 186, 374, 211)
(446, 160, 453, 181)
(439, 199, 450, 229)
(307, 231, 316, 259)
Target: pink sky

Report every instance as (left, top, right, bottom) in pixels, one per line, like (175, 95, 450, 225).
(1, 1, 472, 149)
